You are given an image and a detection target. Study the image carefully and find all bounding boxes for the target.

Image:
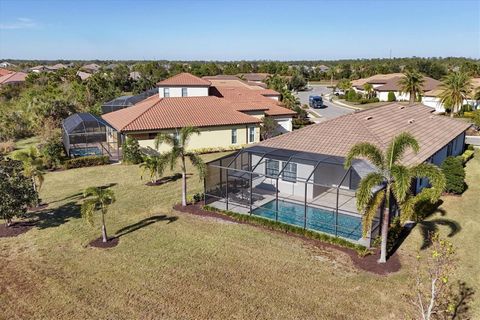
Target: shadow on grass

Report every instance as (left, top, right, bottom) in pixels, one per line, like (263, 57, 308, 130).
(47, 183, 118, 205)
(449, 281, 475, 319)
(146, 174, 190, 186)
(114, 215, 178, 238)
(32, 201, 81, 230)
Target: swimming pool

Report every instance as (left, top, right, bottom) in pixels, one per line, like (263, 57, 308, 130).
(252, 200, 363, 240)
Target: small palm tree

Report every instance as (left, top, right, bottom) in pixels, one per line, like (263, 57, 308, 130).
(399, 69, 425, 104)
(439, 72, 472, 117)
(81, 186, 116, 243)
(344, 132, 445, 263)
(140, 155, 166, 184)
(14, 147, 45, 206)
(154, 127, 206, 206)
(363, 83, 374, 99)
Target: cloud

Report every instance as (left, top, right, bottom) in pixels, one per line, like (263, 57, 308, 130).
(0, 18, 37, 30)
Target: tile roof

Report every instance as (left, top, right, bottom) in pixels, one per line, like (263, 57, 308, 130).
(375, 76, 440, 92)
(0, 68, 13, 76)
(424, 77, 480, 98)
(156, 72, 211, 87)
(102, 95, 261, 132)
(0, 72, 27, 85)
(255, 103, 470, 166)
(238, 73, 270, 82)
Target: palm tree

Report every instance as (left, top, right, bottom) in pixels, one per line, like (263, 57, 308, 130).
(140, 155, 166, 184)
(337, 79, 352, 92)
(154, 127, 206, 206)
(363, 83, 374, 99)
(344, 132, 445, 263)
(13, 147, 45, 206)
(81, 186, 116, 243)
(399, 69, 425, 105)
(438, 72, 472, 117)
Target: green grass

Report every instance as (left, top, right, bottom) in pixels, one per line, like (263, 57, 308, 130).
(1, 151, 479, 319)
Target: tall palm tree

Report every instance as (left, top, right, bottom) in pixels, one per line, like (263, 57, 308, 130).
(13, 147, 45, 206)
(81, 186, 116, 243)
(438, 71, 472, 117)
(154, 127, 206, 207)
(399, 69, 425, 105)
(344, 132, 445, 263)
(363, 83, 374, 99)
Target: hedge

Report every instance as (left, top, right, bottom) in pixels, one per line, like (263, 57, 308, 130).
(203, 205, 369, 255)
(441, 156, 466, 194)
(459, 149, 474, 164)
(63, 155, 110, 169)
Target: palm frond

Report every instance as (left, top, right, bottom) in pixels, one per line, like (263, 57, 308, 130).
(355, 172, 385, 212)
(344, 142, 385, 169)
(154, 132, 176, 150)
(410, 163, 446, 201)
(385, 132, 419, 165)
(390, 164, 412, 203)
(83, 186, 100, 198)
(187, 152, 206, 180)
(362, 189, 385, 237)
(81, 198, 96, 226)
(180, 126, 200, 147)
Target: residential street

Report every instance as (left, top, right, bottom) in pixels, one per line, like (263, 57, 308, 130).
(296, 85, 354, 122)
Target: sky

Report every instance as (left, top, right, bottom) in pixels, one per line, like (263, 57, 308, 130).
(0, 0, 479, 61)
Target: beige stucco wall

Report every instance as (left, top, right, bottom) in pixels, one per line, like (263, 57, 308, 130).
(127, 124, 260, 153)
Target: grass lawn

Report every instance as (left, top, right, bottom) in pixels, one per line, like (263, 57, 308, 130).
(1, 150, 479, 319)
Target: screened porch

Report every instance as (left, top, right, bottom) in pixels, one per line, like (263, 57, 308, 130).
(205, 146, 382, 247)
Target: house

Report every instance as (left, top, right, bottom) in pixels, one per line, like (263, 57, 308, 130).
(205, 103, 470, 247)
(0, 61, 16, 68)
(0, 72, 27, 86)
(100, 73, 294, 152)
(82, 63, 101, 73)
(238, 73, 271, 83)
(47, 63, 68, 71)
(129, 71, 141, 81)
(352, 73, 440, 102)
(422, 78, 480, 113)
(29, 65, 48, 73)
(0, 68, 13, 76)
(203, 75, 282, 100)
(317, 64, 330, 72)
(76, 71, 92, 81)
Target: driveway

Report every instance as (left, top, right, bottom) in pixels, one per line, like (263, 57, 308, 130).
(296, 85, 354, 123)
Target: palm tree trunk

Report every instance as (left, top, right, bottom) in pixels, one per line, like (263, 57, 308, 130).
(181, 156, 187, 206)
(32, 176, 39, 207)
(101, 208, 108, 243)
(378, 185, 391, 264)
(409, 91, 415, 105)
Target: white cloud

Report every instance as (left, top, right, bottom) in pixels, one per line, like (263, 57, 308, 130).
(0, 18, 37, 30)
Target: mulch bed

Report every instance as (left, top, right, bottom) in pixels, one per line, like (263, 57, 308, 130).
(0, 221, 36, 238)
(174, 203, 401, 276)
(89, 237, 119, 248)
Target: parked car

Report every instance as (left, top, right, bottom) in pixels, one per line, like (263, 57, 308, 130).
(334, 89, 345, 96)
(309, 95, 324, 108)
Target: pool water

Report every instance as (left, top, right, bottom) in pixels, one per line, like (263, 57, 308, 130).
(252, 200, 362, 240)
(71, 147, 102, 157)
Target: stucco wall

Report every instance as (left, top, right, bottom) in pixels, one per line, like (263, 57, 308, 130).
(271, 116, 293, 134)
(128, 124, 260, 153)
(158, 86, 209, 98)
(377, 91, 409, 102)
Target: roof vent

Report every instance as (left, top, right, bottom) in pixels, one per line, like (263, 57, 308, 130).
(365, 116, 373, 120)
(399, 106, 405, 110)
(408, 119, 415, 124)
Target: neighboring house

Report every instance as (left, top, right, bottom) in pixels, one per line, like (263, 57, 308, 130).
(205, 103, 470, 247)
(157, 73, 212, 98)
(76, 71, 92, 81)
(352, 73, 440, 102)
(0, 72, 27, 86)
(238, 73, 271, 83)
(203, 75, 282, 100)
(317, 64, 330, 72)
(0, 61, 16, 68)
(82, 63, 101, 73)
(0, 68, 13, 76)
(422, 78, 480, 113)
(29, 65, 48, 73)
(129, 71, 141, 81)
(47, 63, 68, 71)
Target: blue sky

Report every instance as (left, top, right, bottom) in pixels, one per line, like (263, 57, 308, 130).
(0, 0, 479, 60)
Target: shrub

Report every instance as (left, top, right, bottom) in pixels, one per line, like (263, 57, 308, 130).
(63, 155, 109, 169)
(460, 104, 472, 113)
(39, 138, 65, 169)
(387, 91, 396, 102)
(463, 111, 474, 118)
(0, 140, 15, 154)
(346, 89, 358, 102)
(459, 149, 474, 163)
(441, 156, 466, 194)
(122, 137, 143, 164)
(359, 97, 380, 104)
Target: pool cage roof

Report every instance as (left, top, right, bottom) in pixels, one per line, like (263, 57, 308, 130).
(101, 88, 158, 114)
(62, 113, 110, 135)
(207, 145, 376, 186)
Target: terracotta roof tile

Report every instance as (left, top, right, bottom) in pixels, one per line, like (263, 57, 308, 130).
(156, 73, 211, 87)
(0, 68, 12, 76)
(0, 72, 27, 85)
(256, 103, 470, 166)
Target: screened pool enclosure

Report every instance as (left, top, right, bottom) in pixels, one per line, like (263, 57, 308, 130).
(62, 113, 121, 161)
(205, 146, 382, 247)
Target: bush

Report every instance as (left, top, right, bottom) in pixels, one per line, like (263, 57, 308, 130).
(459, 149, 474, 163)
(460, 104, 472, 113)
(387, 91, 396, 102)
(346, 89, 358, 102)
(39, 138, 65, 169)
(0, 140, 15, 154)
(463, 111, 474, 118)
(63, 155, 109, 169)
(359, 97, 380, 104)
(122, 137, 143, 164)
(441, 156, 466, 194)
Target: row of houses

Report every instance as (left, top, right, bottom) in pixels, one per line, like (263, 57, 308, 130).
(352, 73, 480, 112)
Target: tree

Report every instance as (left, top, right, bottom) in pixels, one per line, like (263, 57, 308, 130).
(260, 117, 277, 140)
(280, 89, 301, 110)
(399, 69, 425, 105)
(0, 156, 37, 226)
(441, 157, 465, 194)
(122, 137, 143, 164)
(363, 83, 374, 99)
(288, 73, 307, 91)
(81, 186, 116, 243)
(140, 155, 166, 184)
(13, 147, 45, 206)
(388, 91, 397, 102)
(337, 79, 352, 92)
(154, 127, 206, 206)
(344, 132, 445, 263)
(438, 72, 472, 117)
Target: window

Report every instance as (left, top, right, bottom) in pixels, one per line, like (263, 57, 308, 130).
(181, 88, 187, 97)
(148, 133, 157, 139)
(172, 131, 180, 141)
(265, 159, 279, 177)
(163, 88, 170, 97)
(249, 127, 255, 143)
(282, 162, 297, 182)
(231, 129, 237, 144)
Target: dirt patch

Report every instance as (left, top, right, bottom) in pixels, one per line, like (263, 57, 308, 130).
(0, 221, 36, 238)
(174, 203, 402, 276)
(89, 237, 119, 248)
